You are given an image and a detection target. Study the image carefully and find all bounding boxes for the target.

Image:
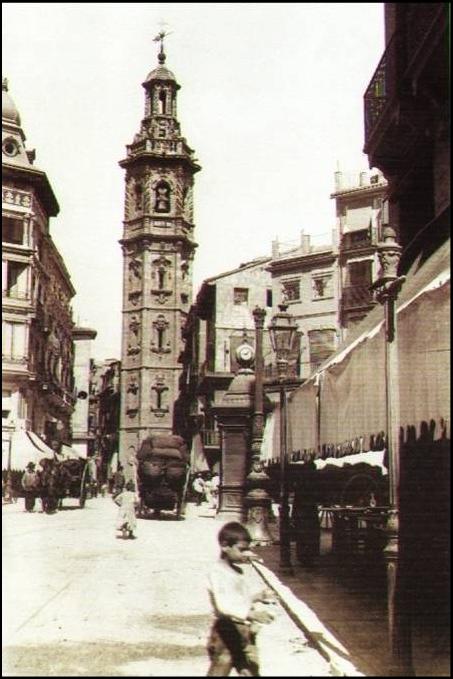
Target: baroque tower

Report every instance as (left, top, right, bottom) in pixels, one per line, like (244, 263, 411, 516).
(118, 36, 200, 465)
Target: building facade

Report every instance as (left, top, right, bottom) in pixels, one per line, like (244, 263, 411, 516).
(89, 358, 121, 482)
(71, 326, 97, 457)
(331, 168, 387, 335)
(2, 79, 76, 467)
(364, 3, 449, 265)
(118, 40, 200, 466)
(362, 2, 450, 646)
(268, 230, 340, 379)
(179, 257, 272, 468)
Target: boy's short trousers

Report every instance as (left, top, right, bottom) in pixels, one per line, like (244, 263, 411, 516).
(207, 617, 259, 675)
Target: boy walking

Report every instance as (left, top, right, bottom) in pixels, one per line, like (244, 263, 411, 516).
(207, 522, 276, 676)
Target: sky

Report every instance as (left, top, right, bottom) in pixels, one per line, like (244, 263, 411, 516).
(2, 3, 385, 360)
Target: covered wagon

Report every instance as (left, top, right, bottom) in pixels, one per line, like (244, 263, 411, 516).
(136, 434, 189, 519)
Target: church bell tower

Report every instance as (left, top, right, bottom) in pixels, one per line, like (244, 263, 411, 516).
(119, 34, 201, 465)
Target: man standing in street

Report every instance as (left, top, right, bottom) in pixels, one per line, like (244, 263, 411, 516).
(21, 462, 40, 512)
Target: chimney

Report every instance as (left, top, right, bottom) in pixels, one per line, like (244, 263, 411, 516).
(334, 170, 343, 191)
(359, 171, 368, 187)
(301, 231, 311, 254)
(271, 238, 279, 258)
(331, 227, 339, 249)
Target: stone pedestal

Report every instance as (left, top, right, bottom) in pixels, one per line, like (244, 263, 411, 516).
(212, 367, 254, 523)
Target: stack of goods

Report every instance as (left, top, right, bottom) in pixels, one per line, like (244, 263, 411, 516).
(137, 435, 188, 510)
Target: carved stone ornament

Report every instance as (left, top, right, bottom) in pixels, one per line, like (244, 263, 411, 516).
(126, 373, 139, 414)
(128, 290, 142, 306)
(127, 315, 141, 356)
(151, 289, 172, 305)
(153, 255, 171, 268)
(377, 226, 402, 280)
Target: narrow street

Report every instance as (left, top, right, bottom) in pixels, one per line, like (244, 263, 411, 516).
(2, 497, 332, 676)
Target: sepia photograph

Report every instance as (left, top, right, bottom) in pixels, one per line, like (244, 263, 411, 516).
(2, 3, 450, 676)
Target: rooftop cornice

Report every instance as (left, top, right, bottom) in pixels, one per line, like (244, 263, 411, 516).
(330, 181, 387, 199)
(268, 250, 337, 274)
(2, 162, 59, 216)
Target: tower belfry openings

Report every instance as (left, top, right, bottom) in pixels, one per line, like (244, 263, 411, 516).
(118, 36, 201, 464)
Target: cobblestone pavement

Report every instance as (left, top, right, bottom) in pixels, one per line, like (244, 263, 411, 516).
(3, 497, 332, 676)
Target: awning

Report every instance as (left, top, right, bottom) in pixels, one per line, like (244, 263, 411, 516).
(293, 449, 388, 475)
(190, 432, 210, 473)
(59, 444, 86, 461)
(286, 237, 450, 454)
(3, 430, 55, 470)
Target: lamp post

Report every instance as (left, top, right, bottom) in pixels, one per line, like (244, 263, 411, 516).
(269, 300, 298, 574)
(370, 225, 413, 676)
(244, 306, 273, 546)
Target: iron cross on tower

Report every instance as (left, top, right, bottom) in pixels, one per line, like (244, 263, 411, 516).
(153, 26, 172, 63)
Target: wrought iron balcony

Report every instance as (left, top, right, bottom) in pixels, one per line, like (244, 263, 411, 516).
(364, 31, 399, 145)
(341, 285, 376, 311)
(364, 5, 446, 150)
(341, 229, 373, 252)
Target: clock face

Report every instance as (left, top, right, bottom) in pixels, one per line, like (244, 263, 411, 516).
(236, 342, 254, 366)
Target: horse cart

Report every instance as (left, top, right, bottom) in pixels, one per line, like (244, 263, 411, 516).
(40, 455, 90, 512)
(136, 434, 189, 520)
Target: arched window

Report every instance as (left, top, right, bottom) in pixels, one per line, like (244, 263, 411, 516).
(158, 89, 166, 114)
(134, 183, 143, 213)
(157, 327, 164, 350)
(158, 269, 165, 289)
(156, 390, 163, 409)
(154, 181, 171, 213)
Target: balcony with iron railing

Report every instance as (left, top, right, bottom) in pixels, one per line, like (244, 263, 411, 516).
(364, 31, 399, 147)
(341, 285, 376, 312)
(364, 4, 446, 152)
(340, 228, 375, 252)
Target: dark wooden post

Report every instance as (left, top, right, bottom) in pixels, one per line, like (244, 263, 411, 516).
(370, 225, 413, 676)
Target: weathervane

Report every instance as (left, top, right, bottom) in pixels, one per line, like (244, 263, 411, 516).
(153, 24, 172, 64)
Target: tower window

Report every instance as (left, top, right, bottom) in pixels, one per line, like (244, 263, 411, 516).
(157, 327, 164, 350)
(134, 183, 143, 212)
(266, 289, 273, 307)
(158, 89, 166, 114)
(158, 269, 165, 289)
(154, 181, 171, 213)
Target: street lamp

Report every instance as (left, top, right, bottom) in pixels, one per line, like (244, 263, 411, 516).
(244, 306, 273, 546)
(269, 299, 298, 574)
(370, 224, 413, 676)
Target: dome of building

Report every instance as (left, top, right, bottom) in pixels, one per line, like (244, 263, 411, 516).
(2, 78, 21, 125)
(145, 64, 177, 84)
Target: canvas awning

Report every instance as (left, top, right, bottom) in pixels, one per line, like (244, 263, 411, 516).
(293, 449, 388, 475)
(3, 430, 55, 471)
(284, 237, 450, 456)
(59, 444, 86, 460)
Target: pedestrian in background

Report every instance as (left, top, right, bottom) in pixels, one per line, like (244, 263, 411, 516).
(114, 479, 139, 539)
(206, 521, 276, 676)
(192, 472, 206, 506)
(210, 472, 220, 511)
(112, 464, 125, 497)
(21, 462, 40, 512)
